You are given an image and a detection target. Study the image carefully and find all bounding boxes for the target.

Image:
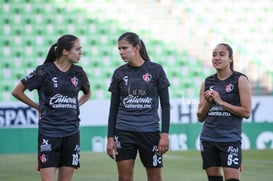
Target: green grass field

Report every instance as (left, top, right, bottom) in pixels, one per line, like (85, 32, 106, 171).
(0, 150, 272, 180)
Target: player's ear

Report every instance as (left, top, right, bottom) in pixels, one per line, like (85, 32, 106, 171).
(135, 44, 141, 52)
(62, 49, 69, 56)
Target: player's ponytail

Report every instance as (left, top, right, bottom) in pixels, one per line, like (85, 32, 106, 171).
(139, 39, 151, 62)
(44, 43, 57, 64)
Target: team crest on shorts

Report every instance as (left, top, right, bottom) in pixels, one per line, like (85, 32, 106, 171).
(40, 153, 48, 163)
(143, 73, 152, 82)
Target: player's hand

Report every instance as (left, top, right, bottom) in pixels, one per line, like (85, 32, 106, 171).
(204, 90, 213, 103)
(211, 90, 223, 105)
(158, 133, 169, 155)
(106, 137, 117, 160)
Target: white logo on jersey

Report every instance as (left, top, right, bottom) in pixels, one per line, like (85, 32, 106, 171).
(123, 76, 128, 86)
(209, 86, 214, 91)
(123, 95, 152, 109)
(49, 94, 77, 109)
(52, 77, 58, 87)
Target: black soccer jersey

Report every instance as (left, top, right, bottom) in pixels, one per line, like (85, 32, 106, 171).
(200, 71, 247, 142)
(109, 61, 170, 132)
(22, 62, 90, 137)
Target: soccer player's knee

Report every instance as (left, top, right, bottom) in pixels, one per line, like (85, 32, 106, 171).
(208, 176, 223, 181)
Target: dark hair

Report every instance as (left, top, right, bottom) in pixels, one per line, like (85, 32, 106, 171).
(217, 43, 234, 71)
(44, 34, 78, 64)
(118, 32, 151, 61)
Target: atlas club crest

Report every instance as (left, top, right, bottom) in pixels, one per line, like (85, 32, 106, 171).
(143, 73, 152, 82)
(71, 76, 78, 86)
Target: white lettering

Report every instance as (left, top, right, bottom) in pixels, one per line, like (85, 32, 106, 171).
(123, 95, 152, 109)
(5, 110, 16, 126)
(49, 94, 77, 109)
(0, 107, 38, 127)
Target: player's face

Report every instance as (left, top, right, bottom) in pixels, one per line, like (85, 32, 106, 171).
(212, 44, 232, 71)
(118, 39, 137, 63)
(67, 39, 82, 63)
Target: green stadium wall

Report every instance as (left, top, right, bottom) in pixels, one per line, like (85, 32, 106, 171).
(1, 123, 273, 154)
(1, 96, 273, 154)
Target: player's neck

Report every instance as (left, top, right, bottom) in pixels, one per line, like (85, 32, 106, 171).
(128, 57, 145, 67)
(217, 69, 233, 80)
(54, 59, 71, 72)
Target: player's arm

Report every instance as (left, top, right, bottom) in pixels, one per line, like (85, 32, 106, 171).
(106, 92, 119, 159)
(211, 76, 251, 118)
(12, 82, 40, 111)
(79, 71, 92, 106)
(79, 89, 91, 106)
(159, 87, 170, 133)
(158, 87, 170, 155)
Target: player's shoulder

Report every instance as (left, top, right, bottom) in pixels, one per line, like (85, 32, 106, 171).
(145, 60, 164, 70)
(205, 73, 217, 80)
(72, 64, 83, 69)
(146, 60, 161, 66)
(34, 63, 52, 76)
(36, 62, 48, 69)
(113, 63, 127, 73)
(37, 62, 55, 70)
(232, 71, 248, 79)
(110, 63, 127, 78)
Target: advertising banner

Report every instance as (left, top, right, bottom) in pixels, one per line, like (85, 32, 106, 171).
(0, 96, 273, 153)
(0, 96, 272, 128)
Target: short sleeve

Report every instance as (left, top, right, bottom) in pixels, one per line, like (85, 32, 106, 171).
(108, 69, 120, 94)
(157, 66, 170, 90)
(21, 66, 44, 91)
(80, 69, 90, 94)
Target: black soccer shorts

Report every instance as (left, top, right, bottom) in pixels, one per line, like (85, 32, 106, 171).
(37, 132, 80, 170)
(114, 129, 163, 168)
(200, 140, 242, 169)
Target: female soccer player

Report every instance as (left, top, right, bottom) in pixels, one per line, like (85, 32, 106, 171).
(106, 32, 171, 181)
(197, 43, 252, 181)
(12, 34, 91, 181)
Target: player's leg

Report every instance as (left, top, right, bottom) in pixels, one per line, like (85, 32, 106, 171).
(138, 132, 163, 181)
(114, 129, 138, 181)
(58, 166, 75, 181)
(146, 167, 162, 181)
(58, 132, 80, 181)
(117, 159, 135, 181)
(223, 167, 240, 181)
(200, 141, 223, 180)
(220, 142, 242, 181)
(40, 167, 56, 181)
(38, 133, 60, 181)
(206, 167, 223, 181)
